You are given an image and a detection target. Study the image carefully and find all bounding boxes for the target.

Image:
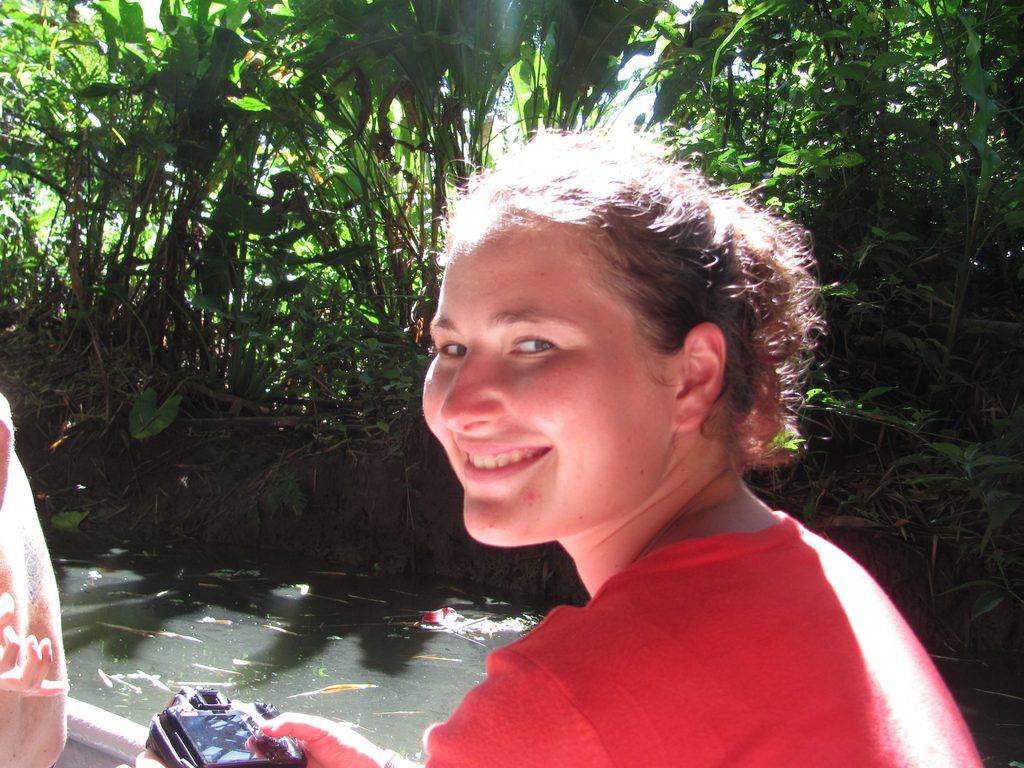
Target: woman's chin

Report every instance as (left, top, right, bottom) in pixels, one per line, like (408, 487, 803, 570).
(463, 509, 547, 549)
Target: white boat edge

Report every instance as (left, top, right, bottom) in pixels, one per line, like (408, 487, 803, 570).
(56, 697, 148, 768)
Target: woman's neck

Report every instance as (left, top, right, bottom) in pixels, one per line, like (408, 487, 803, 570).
(563, 468, 779, 596)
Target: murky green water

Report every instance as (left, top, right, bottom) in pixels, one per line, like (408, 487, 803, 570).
(53, 535, 535, 760)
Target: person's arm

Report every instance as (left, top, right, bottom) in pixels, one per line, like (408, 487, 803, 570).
(0, 394, 68, 768)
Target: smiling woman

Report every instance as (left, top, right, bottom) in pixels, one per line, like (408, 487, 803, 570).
(423, 225, 694, 564)
(132, 132, 984, 767)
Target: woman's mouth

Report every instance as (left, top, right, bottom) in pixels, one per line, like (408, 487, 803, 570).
(466, 447, 547, 470)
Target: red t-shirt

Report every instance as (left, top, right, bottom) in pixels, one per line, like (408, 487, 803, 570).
(425, 514, 981, 766)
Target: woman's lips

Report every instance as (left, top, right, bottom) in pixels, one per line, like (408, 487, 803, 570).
(461, 446, 550, 479)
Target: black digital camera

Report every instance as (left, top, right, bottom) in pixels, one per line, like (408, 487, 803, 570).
(147, 686, 306, 768)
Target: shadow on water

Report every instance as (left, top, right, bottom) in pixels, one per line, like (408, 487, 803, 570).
(51, 532, 535, 759)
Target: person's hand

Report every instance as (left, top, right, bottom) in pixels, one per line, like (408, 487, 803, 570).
(0, 592, 68, 696)
(260, 712, 420, 768)
(115, 748, 166, 768)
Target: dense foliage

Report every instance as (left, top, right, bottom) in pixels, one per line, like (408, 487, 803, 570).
(0, 0, 1020, 643)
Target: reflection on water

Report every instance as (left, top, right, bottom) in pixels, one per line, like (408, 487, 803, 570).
(53, 534, 534, 760)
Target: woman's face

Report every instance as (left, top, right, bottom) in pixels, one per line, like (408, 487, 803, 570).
(422, 225, 685, 550)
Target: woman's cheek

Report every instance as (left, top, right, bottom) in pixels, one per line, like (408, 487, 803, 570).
(421, 359, 447, 437)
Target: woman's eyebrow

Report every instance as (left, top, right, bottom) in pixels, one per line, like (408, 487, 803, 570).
(430, 314, 455, 333)
(431, 309, 582, 337)
(493, 310, 583, 328)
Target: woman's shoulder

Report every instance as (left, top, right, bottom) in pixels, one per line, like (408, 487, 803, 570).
(497, 513, 935, 694)
(481, 515, 981, 767)
(499, 519, 810, 668)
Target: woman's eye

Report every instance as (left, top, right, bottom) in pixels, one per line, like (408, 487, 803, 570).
(435, 342, 467, 357)
(516, 339, 554, 354)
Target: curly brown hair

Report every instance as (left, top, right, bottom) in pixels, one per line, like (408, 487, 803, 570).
(443, 131, 824, 470)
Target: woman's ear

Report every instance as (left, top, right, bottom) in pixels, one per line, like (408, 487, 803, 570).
(671, 322, 727, 433)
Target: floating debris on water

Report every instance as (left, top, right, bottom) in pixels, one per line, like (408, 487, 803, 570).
(97, 622, 202, 643)
(97, 668, 172, 693)
(207, 568, 263, 580)
(310, 594, 350, 605)
(420, 607, 460, 627)
(193, 663, 238, 676)
(418, 608, 534, 636)
(347, 594, 388, 604)
(128, 670, 171, 691)
(374, 710, 426, 716)
(263, 624, 298, 635)
(288, 683, 379, 698)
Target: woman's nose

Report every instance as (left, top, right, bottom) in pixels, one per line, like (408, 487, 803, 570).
(431, 354, 507, 432)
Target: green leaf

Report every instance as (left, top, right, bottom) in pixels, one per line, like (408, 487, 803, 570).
(822, 282, 859, 298)
(929, 442, 965, 461)
(969, 590, 1004, 622)
(79, 82, 124, 98)
(130, 388, 183, 439)
(227, 95, 273, 112)
(192, 293, 225, 313)
(980, 491, 1023, 552)
(96, 0, 121, 24)
(830, 151, 865, 168)
(829, 63, 868, 82)
(120, 0, 147, 43)
(51, 510, 90, 531)
(871, 51, 912, 70)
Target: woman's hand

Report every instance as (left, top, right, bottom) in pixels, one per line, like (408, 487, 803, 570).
(260, 712, 421, 768)
(0, 592, 68, 696)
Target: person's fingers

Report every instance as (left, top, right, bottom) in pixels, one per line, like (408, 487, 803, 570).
(258, 711, 338, 743)
(128, 748, 167, 767)
(114, 752, 162, 767)
(24, 635, 51, 691)
(35, 636, 56, 691)
(0, 630, 66, 694)
(18, 634, 42, 689)
(1, 624, 21, 672)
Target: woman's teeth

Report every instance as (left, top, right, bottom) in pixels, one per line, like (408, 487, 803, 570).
(468, 450, 530, 469)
